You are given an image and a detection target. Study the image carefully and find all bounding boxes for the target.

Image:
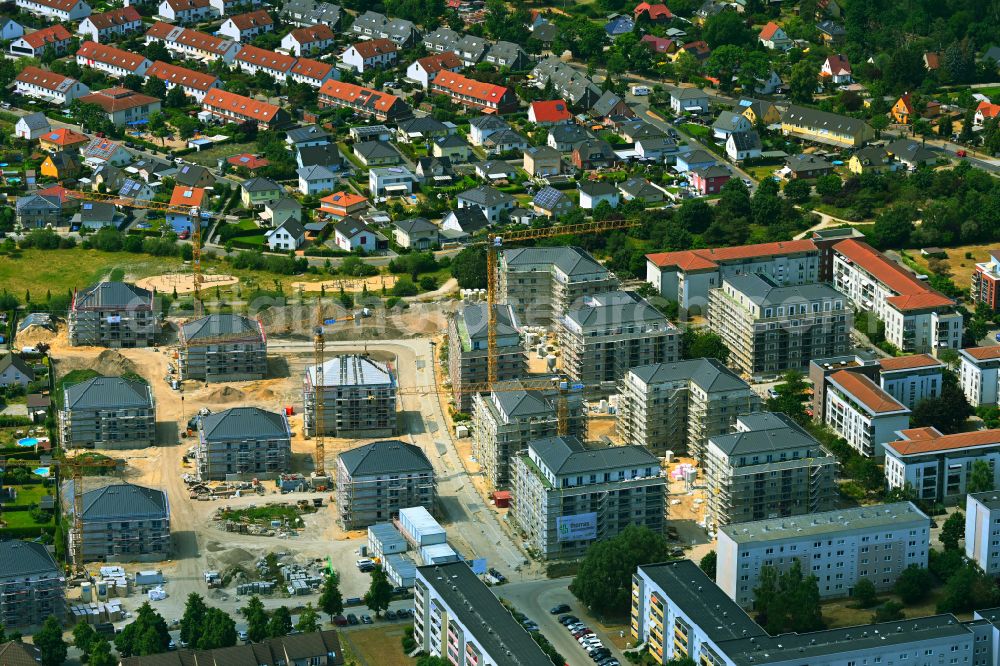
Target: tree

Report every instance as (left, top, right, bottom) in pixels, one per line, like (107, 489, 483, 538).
(851, 578, 878, 608)
(789, 60, 816, 104)
(910, 373, 972, 434)
(752, 560, 824, 634)
(318, 572, 344, 622)
(704, 45, 745, 92)
(872, 601, 905, 623)
(296, 603, 321, 634)
(242, 596, 269, 644)
(940, 511, 965, 551)
(180, 593, 208, 649)
(198, 607, 237, 650)
(115, 602, 171, 657)
(783, 179, 812, 204)
(450, 246, 486, 289)
(765, 370, 810, 426)
(143, 76, 167, 99)
(699, 551, 717, 580)
(267, 606, 293, 638)
(681, 329, 730, 362)
(172, 115, 199, 139)
(677, 198, 713, 234)
(570, 525, 671, 616)
(674, 50, 701, 83)
(145, 40, 170, 63)
(968, 460, 995, 493)
(35, 615, 68, 666)
(88, 638, 116, 666)
(365, 565, 393, 616)
(703, 11, 752, 48)
(73, 622, 98, 657)
(869, 206, 915, 249)
(815, 174, 842, 199)
(938, 563, 1000, 613)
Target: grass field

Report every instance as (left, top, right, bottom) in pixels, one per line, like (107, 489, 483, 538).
(746, 164, 779, 182)
(679, 123, 712, 140)
(185, 142, 258, 167)
(905, 243, 992, 289)
(342, 626, 414, 666)
(820, 590, 952, 629)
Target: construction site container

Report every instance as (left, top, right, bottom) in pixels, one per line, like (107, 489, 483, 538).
(399, 506, 446, 546)
(135, 570, 163, 585)
(368, 523, 407, 559)
(385, 553, 417, 588)
(80, 582, 93, 602)
(420, 543, 459, 565)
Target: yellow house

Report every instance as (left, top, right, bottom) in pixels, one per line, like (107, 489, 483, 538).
(848, 146, 892, 174)
(781, 105, 875, 148)
(739, 98, 781, 126)
(891, 93, 914, 124)
(40, 151, 81, 180)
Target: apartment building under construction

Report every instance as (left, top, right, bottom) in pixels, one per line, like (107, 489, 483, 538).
(0, 540, 65, 630)
(68, 281, 158, 347)
(617, 358, 760, 458)
(178, 313, 267, 382)
(71, 483, 171, 562)
(303, 354, 397, 437)
(447, 303, 525, 413)
(195, 407, 292, 480)
(335, 440, 436, 529)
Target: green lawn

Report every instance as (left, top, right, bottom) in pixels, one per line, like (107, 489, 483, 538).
(7, 484, 49, 507)
(679, 123, 712, 140)
(185, 142, 258, 167)
(746, 164, 779, 181)
(1, 508, 54, 529)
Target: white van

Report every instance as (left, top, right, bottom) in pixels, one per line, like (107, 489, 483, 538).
(631, 85, 651, 96)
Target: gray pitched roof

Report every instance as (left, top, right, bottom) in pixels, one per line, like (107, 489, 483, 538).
(19, 112, 49, 130)
(565, 291, 668, 328)
(174, 163, 211, 187)
(0, 540, 59, 579)
(591, 90, 625, 117)
(723, 273, 843, 307)
(64, 376, 153, 410)
(532, 185, 570, 211)
(334, 216, 374, 239)
(525, 145, 560, 159)
(274, 218, 306, 238)
(786, 153, 833, 171)
(469, 115, 510, 131)
(619, 176, 662, 198)
(15, 193, 60, 213)
(339, 439, 432, 476)
(492, 388, 553, 419)
(200, 407, 290, 441)
(75, 281, 152, 309)
(81, 483, 168, 520)
(487, 40, 526, 62)
(434, 134, 467, 149)
(242, 176, 281, 192)
(395, 217, 437, 235)
(886, 138, 937, 164)
(180, 313, 262, 342)
(79, 201, 117, 223)
(0, 353, 34, 380)
(444, 207, 489, 233)
(297, 164, 337, 181)
(529, 435, 659, 475)
(578, 180, 616, 196)
(0, 641, 43, 666)
(673, 87, 707, 100)
(286, 124, 330, 143)
(458, 185, 514, 207)
(548, 124, 591, 144)
(782, 104, 871, 136)
(398, 116, 448, 134)
(712, 110, 747, 132)
(355, 141, 398, 160)
(852, 145, 889, 166)
(503, 246, 610, 278)
(483, 128, 527, 147)
(298, 143, 344, 169)
(728, 130, 762, 151)
(306, 354, 393, 387)
(709, 412, 822, 457)
(678, 148, 715, 165)
(460, 302, 518, 340)
(629, 358, 749, 393)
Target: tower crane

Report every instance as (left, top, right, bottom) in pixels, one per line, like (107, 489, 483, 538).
(312, 299, 326, 480)
(0, 455, 123, 575)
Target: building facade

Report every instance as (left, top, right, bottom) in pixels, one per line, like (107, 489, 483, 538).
(60, 376, 155, 449)
(74, 483, 170, 562)
(877, 354, 944, 409)
(69, 281, 158, 348)
(884, 427, 1000, 504)
(472, 388, 560, 491)
(824, 369, 911, 458)
(178, 313, 267, 382)
(196, 407, 291, 481)
(303, 355, 397, 437)
(0, 541, 65, 630)
(447, 303, 524, 413)
(960, 346, 1000, 407)
(967, 492, 1000, 575)
(335, 440, 435, 529)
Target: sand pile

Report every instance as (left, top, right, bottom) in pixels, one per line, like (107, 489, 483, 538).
(16, 324, 59, 346)
(215, 547, 255, 567)
(290, 275, 397, 293)
(135, 274, 239, 295)
(204, 386, 246, 403)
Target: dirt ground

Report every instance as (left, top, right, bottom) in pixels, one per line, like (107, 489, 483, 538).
(342, 626, 415, 666)
(135, 273, 239, 294)
(905, 243, 992, 289)
(290, 275, 398, 293)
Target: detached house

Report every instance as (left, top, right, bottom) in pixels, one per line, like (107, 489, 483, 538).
(529, 100, 573, 126)
(891, 92, 915, 124)
(690, 164, 731, 195)
(572, 139, 617, 170)
(821, 54, 853, 84)
(15, 194, 62, 228)
(76, 41, 151, 78)
(320, 191, 367, 219)
(78, 6, 142, 42)
(578, 180, 619, 209)
(240, 176, 283, 208)
(786, 153, 834, 179)
(265, 219, 305, 251)
(725, 130, 762, 162)
(394, 218, 438, 249)
(217, 9, 273, 41)
(758, 21, 791, 50)
(457, 186, 515, 223)
(14, 112, 50, 141)
(296, 165, 336, 195)
(281, 24, 334, 56)
(15, 0, 90, 21)
(334, 218, 384, 252)
(10, 24, 72, 57)
(532, 186, 574, 218)
(156, 0, 217, 24)
(712, 110, 752, 139)
(341, 38, 397, 73)
(524, 145, 562, 177)
(974, 100, 1000, 129)
(14, 66, 89, 105)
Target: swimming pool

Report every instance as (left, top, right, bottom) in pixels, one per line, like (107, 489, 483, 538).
(17, 437, 38, 448)
(32, 467, 49, 477)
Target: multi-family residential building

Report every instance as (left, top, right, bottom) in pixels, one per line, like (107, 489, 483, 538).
(350, 10, 418, 47)
(60, 375, 155, 449)
(960, 346, 1000, 407)
(632, 559, 987, 666)
(217, 9, 272, 41)
(77, 87, 161, 127)
(73, 483, 170, 562)
(530, 57, 602, 108)
(705, 412, 837, 528)
(121, 631, 343, 666)
(202, 89, 288, 129)
(281, 0, 341, 27)
(973, 250, 1000, 310)
(16, 0, 90, 21)
(318, 79, 411, 121)
(78, 6, 142, 41)
(0, 540, 65, 630)
(430, 71, 518, 114)
(707, 274, 851, 378)
(559, 291, 679, 387)
(76, 41, 150, 77)
(303, 355, 397, 437)
(69, 281, 157, 347)
(414, 562, 552, 666)
(717, 502, 930, 607)
(144, 22, 241, 62)
(617, 358, 760, 458)
(780, 104, 875, 147)
(456, 185, 515, 223)
(511, 436, 665, 559)
(14, 66, 89, 105)
(288, 57, 338, 88)
(178, 313, 266, 382)
(884, 427, 1000, 503)
(824, 369, 910, 457)
(144, 60, 220, 101)
(11, 24, 72, 57)
(14, 193, 62, 229)
(808, 352, 881, 420)
(645, 239, 820, 316)
(877, 353, 944, 408)
(500, 246, 619, 328)
(447, 303, 524, 413)
(967, 492, 1000, 575)
(335, 439, 435, 529)
(196, 407, 291, 480)
(833, 239, 963, 354)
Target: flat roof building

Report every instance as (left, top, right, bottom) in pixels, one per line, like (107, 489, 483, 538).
(178, 313, 267, 382)
(303, 355, 397, 437)
(335, 440, 435, 529)
(960, 346, 1000, 408)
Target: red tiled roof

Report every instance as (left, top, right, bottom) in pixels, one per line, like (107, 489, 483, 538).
(290, 57, 335, 80)
(431, 71, 510, 103)
(415, 52, 462, 74)
(85, 6, 141, 29)
(40, 127, 88, 146)
(77, 41, 149, 72)
(634, 2, 672, 19)
(888, 427, 1000, 456)
(349, 37, 396, 59)
(144, 21, 176, 40)
(318, 80, 401, 113)
(146, 23, 235, 55)
(529, 100, 572, 123)
(896, 92, 914, 114)
(21, 24, 72, 49)
(829, 370, 908, 414)
(321, 190, 366, 209)
(38, 184, 74, 202)
(879, 354, 942, 372)
(824, 53, 852, 75)
(646, 240, 817, 272)
(165, 0, 210, 10)
(203, 89, 281, 122)
(78, 87, 160, 113)
(833, 239, 954, 311)
(682, 40, 710, 55)
(146, 61, 219, 91)
(640, 34, 674, 53)
(227, 9, 273, 30)
(27, 0, 81, 11)
(169, 185, 206, 207)
(924, 52, 940, 70)
(235, 45, 296, 72)
(961, 346, 1000, 361)
(978, 100, 1000, 119)
(15, 66, 76, 92)
(759, 21, 782, 40)
(289, 24, 334, 44)
(227, 153, 269, 169)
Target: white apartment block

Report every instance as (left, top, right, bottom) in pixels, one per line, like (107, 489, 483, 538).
(833, 239, 963, 354)
(885, 427, 1000, 504)
(967, 492, 1000, 575)
(878, 353, 944, 409)
(960, 346, 1000, 407)
(824, 369, 911, 458)
(717, 502, 930, 608)
(414, 563, 552, 666)
(645, 239, 820, 316)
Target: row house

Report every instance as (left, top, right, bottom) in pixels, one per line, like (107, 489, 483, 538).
(202, 88, 289, 129)
(341, 38, 397, 73)
(156, 0, 217, 24)
(217, 9, 273, 42)
(144, 60, 220, 101)
(15, 0, 90, 21)
(289, 57, 337, 88)
(281, 0, 341, 27)
(76, 41, 151, 78)
(208, 0, 261, 15)
(15, 66, 89, 105)
(781, 104, 874, 148)
(145, 22, 242, 62)
(280, 24, 334, 56)
(235, 44, 295, 80)
(78, 6, 142, 42)
(423, 27, 488, 66)
(430, 71, 517, 114)
(406, 51, 462, 89)
(10, 24, 72, 58)
(350, 9, 419, 47)
(318, 79, 411, 121)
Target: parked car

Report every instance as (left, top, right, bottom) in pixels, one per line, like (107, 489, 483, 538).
(333, 615, 348, 626)
(550, 604, 571, 614)
(347, 614, 359, 625)
(237, 630, 249, 643)
(386, 610, 397, 620)
(559, 615, 579, 625)
(361, 615, 373, 624)
(488, 568, 507, 583)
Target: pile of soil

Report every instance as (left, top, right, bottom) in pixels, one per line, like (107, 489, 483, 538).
(204, 386, 246, 403)
(215, 547, 255, 567)
(16, 324, 59, 346)
(92, 350, 139, 376)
